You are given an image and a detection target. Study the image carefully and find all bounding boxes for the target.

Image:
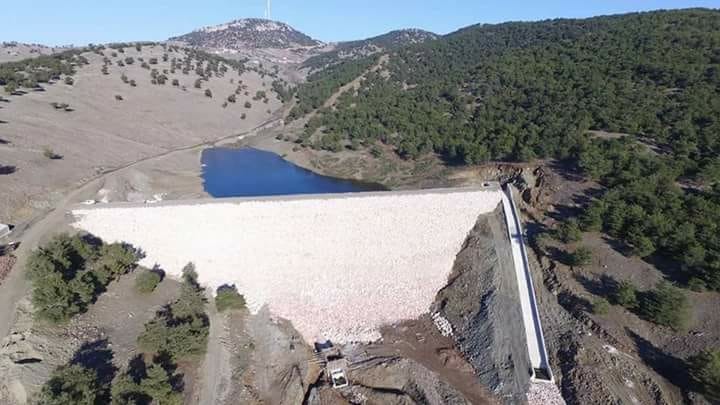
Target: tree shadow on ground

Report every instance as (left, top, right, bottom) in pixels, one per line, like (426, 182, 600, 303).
(557, 290, 592, 315)
(544, 245, 577, 266)
(642, 252, 689, 286)
(547, 159, 586, 182)
(150, 265, 166, 281)
(126, 354, 148, 382)
(575, 273, 618, 298)
(153, 351, 184, 392)
(625, 328, 695, 401)
(599, 233, 691, 287)
(70, 338, 117, 401)
(599, 235, 633, 257)
(546, 189, 603, 223)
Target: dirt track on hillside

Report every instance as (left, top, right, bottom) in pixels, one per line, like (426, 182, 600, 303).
(0, 114, 282, 342)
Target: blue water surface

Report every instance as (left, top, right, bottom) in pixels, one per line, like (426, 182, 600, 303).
(201, 148, 383, 198)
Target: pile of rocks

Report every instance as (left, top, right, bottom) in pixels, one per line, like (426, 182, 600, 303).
(0, 255, 16, 285)
(527, 381, 566, 405)
(73, 189, 505, 343)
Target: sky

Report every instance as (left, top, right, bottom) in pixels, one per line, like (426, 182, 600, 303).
(1, 0, 719, 46)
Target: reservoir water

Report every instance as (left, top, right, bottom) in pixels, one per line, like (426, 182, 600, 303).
(201, 147, 383, 198)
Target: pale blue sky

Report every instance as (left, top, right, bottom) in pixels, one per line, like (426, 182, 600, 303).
(1, 1, 718, 46)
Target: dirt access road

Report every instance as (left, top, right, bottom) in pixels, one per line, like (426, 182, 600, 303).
(0, 116, 283, 340)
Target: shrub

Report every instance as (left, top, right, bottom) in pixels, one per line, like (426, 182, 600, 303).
(115, 95, 123, 101)
(135, 270, 161, 294)
(129, 79, 137, 87)
(101, 66, 109, 75)
(215, 284, 246, 312)
(592, 298, 610, 315)
(688, 278, 707, 292)
(194, 79, 202, 89)
(639, 281, 689, 330)
(227, 94, 236, 103)
(4, 83, 18, 94)
(141, 62, 150, 70)
(149, 57, 158, 65)
(171, 79, 179, 87)
(120, 73, 128, 83)
(244, 101, 252, 109)
(124, 57, 134, 65)
(37, 364, 101, 405)
(567, 246, 592, 267)
(613, 280, 638, 309)
(556, 219, 582, 243)
(50, 102, 71, 111)
(43, 147, 62, 160)
(204, 89, 212, 98)
(240, 113, 247, 120)
(688, 349, 720, 401)
(64, 76, 74, 86)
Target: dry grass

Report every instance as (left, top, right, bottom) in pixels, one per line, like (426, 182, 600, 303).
(0, 45, 283, 222)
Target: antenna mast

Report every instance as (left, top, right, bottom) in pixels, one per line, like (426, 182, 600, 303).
(265, 0, 272, 19)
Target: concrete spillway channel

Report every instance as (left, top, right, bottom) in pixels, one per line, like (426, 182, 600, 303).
(501, 185, 554, 383)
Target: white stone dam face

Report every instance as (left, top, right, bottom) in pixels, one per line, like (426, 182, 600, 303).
(72, 189, 504, 343)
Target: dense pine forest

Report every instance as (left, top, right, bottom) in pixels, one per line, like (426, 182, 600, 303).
(289, 9, 720, 291)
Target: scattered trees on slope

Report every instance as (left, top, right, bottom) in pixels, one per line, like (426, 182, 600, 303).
(0, 50, 88, 93)
(37, 364, 102, 405)
(609, 279, 689, 330)
(576, 137, 720, 290)
(689, 349, 720, 401)
(111, 358, 182, 405)
(27, 234, 139, 323)
(137, 263, 209, 361)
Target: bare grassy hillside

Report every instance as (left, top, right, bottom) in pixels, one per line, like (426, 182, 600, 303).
(0, 44, 285, 222)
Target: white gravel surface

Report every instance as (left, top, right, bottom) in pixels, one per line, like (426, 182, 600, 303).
(527, 382, 566, 405)
(72, 190, 503, 343)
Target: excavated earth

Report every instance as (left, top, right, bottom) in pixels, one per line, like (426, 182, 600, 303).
(435, 206, 531, 403)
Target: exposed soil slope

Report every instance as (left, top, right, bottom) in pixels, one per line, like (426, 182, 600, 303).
(436, 206, 531, 403)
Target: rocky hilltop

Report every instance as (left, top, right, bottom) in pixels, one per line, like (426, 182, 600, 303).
(170, 18, 322, 50)
(303, 28, 438, 70)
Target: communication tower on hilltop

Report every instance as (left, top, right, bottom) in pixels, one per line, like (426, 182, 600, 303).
(264, 0, 272, 19)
